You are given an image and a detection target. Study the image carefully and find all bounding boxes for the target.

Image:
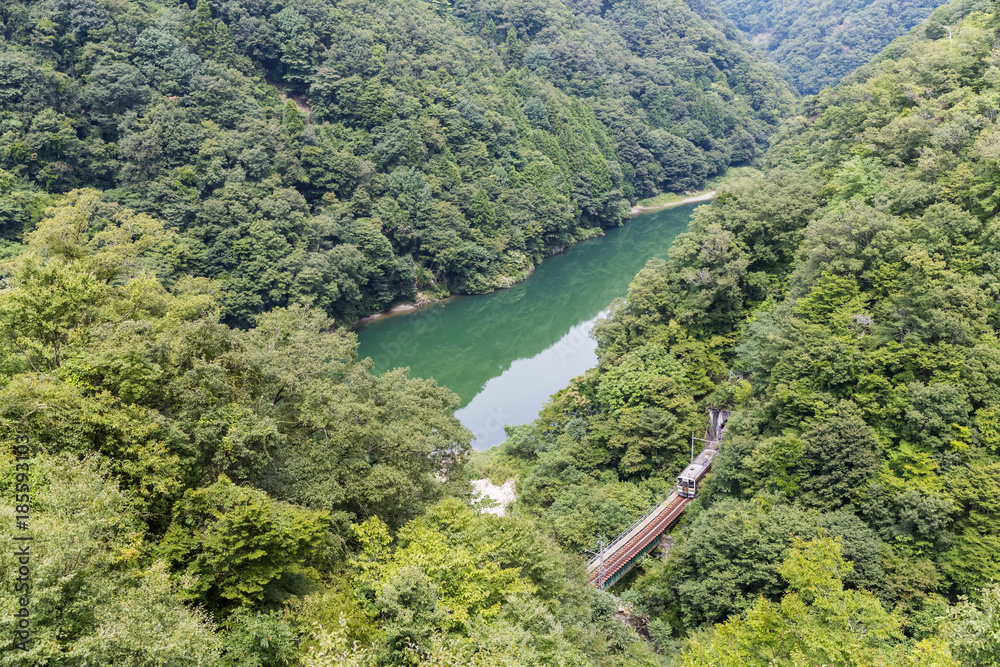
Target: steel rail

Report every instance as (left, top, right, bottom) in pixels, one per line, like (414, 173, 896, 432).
(587, 494, 690, 589)
(585, 492, 677, 574)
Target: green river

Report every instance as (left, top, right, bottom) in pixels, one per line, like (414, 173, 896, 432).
(356, 202, 704, 449)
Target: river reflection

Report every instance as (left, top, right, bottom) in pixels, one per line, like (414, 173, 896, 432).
(356, 202, 704, 449)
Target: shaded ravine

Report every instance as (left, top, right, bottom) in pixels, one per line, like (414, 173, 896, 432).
(357, 202, 705, 449)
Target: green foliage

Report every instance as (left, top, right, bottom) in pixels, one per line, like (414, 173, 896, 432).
(943, 584, 1000, 666)
(939, 462, 1000, 594)
(0, 193, 486, 661)
(0, 454, 222, 665)
(593, 343, 700, 476)
(0, 0, 796, 326)
(634, 499, 884, 629)
(799, 407, 882, 510)
(715, 0, 949, 94)
(793, 272, 861, 323)
(8, 0, 1000, 661)
(0, 195, 471, 532)
(832, 156, 887, 203)
(159, 475, 328, 612)
(281, 101, 305, 139)
(507, 10, 1000, 648)
(219, 611, 299, 667)
(346, 498, 655, 665)
(680, 537, 949, 667)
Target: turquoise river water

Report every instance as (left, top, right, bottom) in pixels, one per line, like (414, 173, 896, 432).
(356, 202, 704, 449)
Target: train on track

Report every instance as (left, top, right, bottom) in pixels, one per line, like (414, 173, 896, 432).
(676, 446, 719, 498)
(676, 409, 727, 498)
(587, 409, 730, 589)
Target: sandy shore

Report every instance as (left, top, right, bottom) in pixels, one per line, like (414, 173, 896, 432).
(355, 301, 441, 327)
(630, 190, 716, 216)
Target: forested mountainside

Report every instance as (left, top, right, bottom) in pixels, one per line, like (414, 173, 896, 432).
(0, 196, 672, 665)
(0, 0, 794, 327)
(484, 0, 1000, 663)
(5, 0, 1000, 661)
(0, 1, 795, 663)
(713, 0, 948, 94)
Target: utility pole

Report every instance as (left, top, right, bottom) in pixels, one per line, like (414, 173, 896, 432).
(585, 541, 607, 591)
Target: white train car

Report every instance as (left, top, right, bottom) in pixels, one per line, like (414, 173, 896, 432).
(676, 447, 718, 498)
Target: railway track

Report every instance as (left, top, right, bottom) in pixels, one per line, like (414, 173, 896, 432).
(586, 410, 728, 589)
(587, 493, 690, 590)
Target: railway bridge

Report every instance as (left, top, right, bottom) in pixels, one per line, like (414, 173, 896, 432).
(586, 408, 729, 590)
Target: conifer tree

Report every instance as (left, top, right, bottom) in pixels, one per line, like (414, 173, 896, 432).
(192, 0, 216, 55)
(503, 27, 524, 67)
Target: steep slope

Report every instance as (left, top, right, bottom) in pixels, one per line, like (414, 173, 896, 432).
(485, 0, 1000, 662)
(713, 0, 949, 94)
(0, 180, 670, 667)
(0, 0, 795, 326)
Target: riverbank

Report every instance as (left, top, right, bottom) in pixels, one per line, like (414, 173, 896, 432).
(630, 190, 716, 216)
(628, 166, 761, 216)
(355, 295, 449, 327)
(355, 191, 718, 329)
(356, 202, 696, 441)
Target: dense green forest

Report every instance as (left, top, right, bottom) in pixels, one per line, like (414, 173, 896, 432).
(481, 0, 1000, 663)
(0, 194, 668, 664)
(0, 0, 794, 662)
(713, 0, 949, 94)
(5, 0, 1000, 662)
(0, 0, 794, 327)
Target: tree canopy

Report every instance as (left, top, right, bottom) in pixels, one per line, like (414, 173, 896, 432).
(0, 0, 796, 327)
(714, 0, 949, 94)
(484, 1, 1000, 662)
